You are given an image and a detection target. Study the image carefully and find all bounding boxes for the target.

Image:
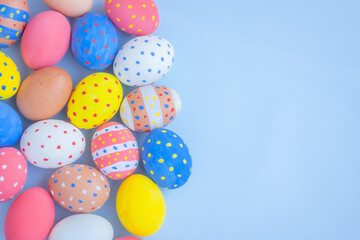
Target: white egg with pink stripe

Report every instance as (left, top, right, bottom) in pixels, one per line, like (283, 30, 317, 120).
(91, 122, 139, 180)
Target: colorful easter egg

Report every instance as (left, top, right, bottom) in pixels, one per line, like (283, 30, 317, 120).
(0, 102, 22, 147)
(5, 187, 55, 240)
(49, 164, 110, 213)
(0, 0, 29, 49)
(115, 237, 141, 240)
(0, 52, 20, 99)
(20, 120, 85, 169)
(142, 129, 192, 189)
(105, 0, 159, 36)
(49, 214, 114, 240)
(0, 147, 27, 202)
(43, 0, 93, 18)
(116, 174, 165, 237)
(113, 36, 175, 86)
(71, 13, 119, 71)
(16, 67, 72, 121)
(67, 73, 123, 129)
(120, 85, 181, 132)
(91, 122, 139, 180)
(21, 11, 71, 70)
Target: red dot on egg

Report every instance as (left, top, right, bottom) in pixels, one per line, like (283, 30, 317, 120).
(93, 39, 96, 43)
(73, 112, 76, 116)
(82, 91, 86, 95)
(83, 106, 87, 110)
(83, 119, 88, 122)
(85, 61, 90, 65)
(94, 99, 99, 103)
(97, 56, 101, 60)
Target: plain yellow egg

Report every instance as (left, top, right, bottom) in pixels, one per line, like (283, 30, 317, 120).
(0, 52, 20, 100)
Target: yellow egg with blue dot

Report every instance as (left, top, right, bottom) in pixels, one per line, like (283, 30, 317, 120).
(0, 52, 20, 100)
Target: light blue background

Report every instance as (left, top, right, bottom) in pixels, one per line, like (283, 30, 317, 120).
(1, 0, 360, 239)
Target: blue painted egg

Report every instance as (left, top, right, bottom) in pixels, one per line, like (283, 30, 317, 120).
(71, 12, 119, 71)
(0, 102, 22, 147)
(142, 129, 192, 189)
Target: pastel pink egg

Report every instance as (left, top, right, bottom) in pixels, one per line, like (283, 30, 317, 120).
(115, 237, 141, 240)
(105, 0, 159, 36)
(0, 147, 27, 202)
(21, 11, 71, 70)
(91, 122, 139, 180)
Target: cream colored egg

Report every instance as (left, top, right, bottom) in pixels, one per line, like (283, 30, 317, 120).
(42, 0, 93, 18)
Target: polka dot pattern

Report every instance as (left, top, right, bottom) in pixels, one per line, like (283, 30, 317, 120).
(0, 51, 20, 100)
(142, 129, 192, 189)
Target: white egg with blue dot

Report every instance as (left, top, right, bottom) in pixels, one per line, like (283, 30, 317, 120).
(113, 35, 175, 87)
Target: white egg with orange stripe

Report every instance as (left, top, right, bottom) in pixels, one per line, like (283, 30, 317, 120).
(91, 122, 139, 180)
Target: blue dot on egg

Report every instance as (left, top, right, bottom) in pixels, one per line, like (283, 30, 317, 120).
(71, 183, 76, 188)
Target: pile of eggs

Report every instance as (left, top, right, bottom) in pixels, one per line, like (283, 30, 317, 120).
(0, 0, 192, 239)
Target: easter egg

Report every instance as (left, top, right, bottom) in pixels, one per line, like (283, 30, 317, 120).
(91, 122, 139, 180)
(49, 164, 110, 213)
(142, 129, 192, 189)
(16, 67, 72, 121)
(42, 0, 93, 18)
(113, 36, 175, 86)
(120, 85, 181, 132)
(21, 11, 71, 70)
(105, 0, 159, 36)
(49, 214, 114, 240)
(0, 147, 27, 202)
(71, 13, 119, 71)
(0, 0, 29, 49)
(115, 237, 141, 240)
(0, 52, 20, 99)
(20, 119, 85, 169)
(67, 73, 123, 129)
(116, 174, 165, 237)
(4, 187, 55, 240)
(0, 102, 22, 147)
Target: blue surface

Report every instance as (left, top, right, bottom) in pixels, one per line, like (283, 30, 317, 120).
(1, 0, 360, 239)
(0, 102, 22, 147)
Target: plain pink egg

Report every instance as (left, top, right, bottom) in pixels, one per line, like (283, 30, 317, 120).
(115, 237, 142, 240)
(21, 11, 71, 70)
(0, 147, 27, 202)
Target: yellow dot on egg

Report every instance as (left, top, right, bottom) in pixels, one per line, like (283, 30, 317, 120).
(116, 3, 120, 7)
(173, 154, 178, 158)
(108, 161, 112, 164)
(101, 164, 104, 167)
(116, 18, 120, 22)
(94, 145, 97, 148)
(142, 4, 146, 7)
(142, 147, 144, 151)
(155, 22, 158, 26)
(116, 152, 120, 156)
(124, 156, 128, 160)
(16, 10, 20, 14)
(129, 150, 132, 153)
(183, 159, 187, 164)
(108, 10, 110, 13)
(0, 28, 2, 33)
(1, 7, 6, 12)
(5, 35, 9, 39)
(137, 29, 142, 32)
(107, 155, 111, 158)
(161, 176, 165, 180)
(152, 96, 157, 100)
(143, 160, 146, 164)
(166, 143, 172, 147)
(114, 158, 118, 161)
(148, 153, 152, 157)
(109, 133, 113, 136)
(128, 5, 132, 9)
(180, 143, 183, 147)
(112, 138, 117, 142)
(133, 155, 136, 158)
(102, 141, 105, 144)
(137, 150, 139, 153)
(190, 167, 192, 172)
(23, 14, 26, 19)
(145, 96, 149, 100)
(101, 157, 104, 160)
(116, 174, 121, 177)
(148, 139, 151, 143)
(121, 136, 125, 140)
(121, 28, 125, 31)
(121, 107, 125, 112)
(108, 0, 112, 3)
(174, 184, 178, 187)
(150, 104, 154, 108)
(156, 141, 161, 144)
(177, 174, 182, 177)
(142, 16, 145, 20)
(119, 131, 122, 134)
(156, 125, 161, 128)
(95, 161, 97, 164)
(132, 15, 136, 19)
(169, 167, 174, 171)
(129, 24, 134, 28)
(109, 175, 113, 178)
(162, 130, 167, 133)
(151, 121, 155, 124)
(98, 137, 102, 140)
(152, 15, 155, 20)
(125, 130, 128, 133)
(127, 172, 131, 175)
(150, 170, 154, 175)
(158, 159, 164, 163)
(173, 135, 177, 138)
(155, 112, 160, 117)
(10, 13, 13, 18)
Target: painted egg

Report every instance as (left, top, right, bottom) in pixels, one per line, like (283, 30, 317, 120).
(71, 13, 119, 71)
(49, 164, 110, 213)
(5, 187, 55, 240)
(0, 147, 27, 202)
(42, 0, 93, 18)
(120, 85, 181, 132)
(21, 11, 71, 70)
(113, 36, 175, 86)
(105, 0, 159, 36)
(142, 129, 192, 189)
(20, 119, 85, 169)
(16, 67, 72, 121)
(0, 0, 29, 49)
(49, 214, 114, 240)
(67, 73, 123, 129)
(115, 237, 141, 240)
(116, 174, 165, 237)
(0, 52, 20, 99)
(91, 122, 139, 180)
(0, 102, 22, 147)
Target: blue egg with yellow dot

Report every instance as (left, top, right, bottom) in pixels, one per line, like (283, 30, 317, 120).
(142, 128, 192, 189)
(0, 102, 22, 147)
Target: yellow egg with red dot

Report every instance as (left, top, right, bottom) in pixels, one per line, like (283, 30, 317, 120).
(0, 52, 20, 100)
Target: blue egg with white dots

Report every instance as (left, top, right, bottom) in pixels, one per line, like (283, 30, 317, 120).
(142, 128, 192, 189)
(0, 102, 22, 147)
(113, 36, 175, 87)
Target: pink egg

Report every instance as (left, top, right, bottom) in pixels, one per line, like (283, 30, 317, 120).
(0, 147, 27, 202)
(105, 0, 159, 36)
(91, 122, 139, 180)
(115, 237, 142, 240)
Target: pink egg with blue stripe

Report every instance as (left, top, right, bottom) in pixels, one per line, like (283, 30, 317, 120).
(91, 122, 139, 180)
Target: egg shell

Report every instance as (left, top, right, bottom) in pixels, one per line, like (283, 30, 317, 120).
(48, 214, 114, 240)
(21, 11, 70, 70)
(116, 174, 165, 237)
(0, 0, 29, 49)
(0, 147, 27, 202)
(0, 102, 22, 147)
(115, 237, 141, 240)
(113, 36, 175, 86)
(71, 13, 119, 71)
(49, 164, 110, 213)
(42, 0, 93, 18)
(105, 0, 159, 36)
(20, 119, 85, 169)
(16, 67, 72, 121)
(120, 85, 181, 132)
(91, 122, 139, 180)
(67, 73, 123, 129)
(0, 52, 20, 99)
(142, 129, 192, 189)
(4, 187, 55, 240)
